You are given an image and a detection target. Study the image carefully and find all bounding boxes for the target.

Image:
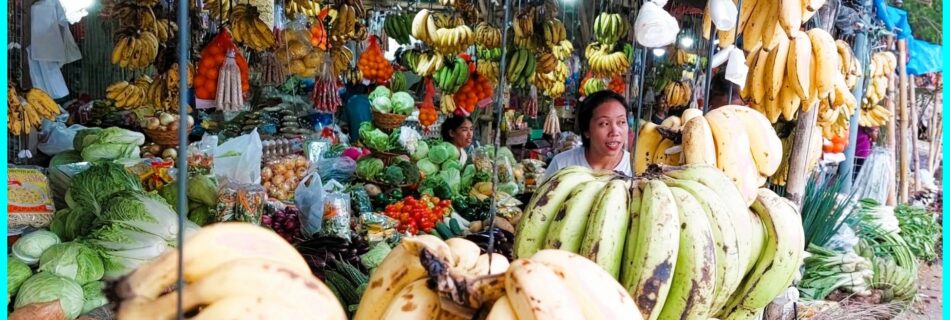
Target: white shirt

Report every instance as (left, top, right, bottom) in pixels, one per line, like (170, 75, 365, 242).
(542, 147, 632, 182)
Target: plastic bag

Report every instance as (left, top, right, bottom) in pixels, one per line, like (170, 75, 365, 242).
(38, 124, 85, 156)
(851, 147, 893, 203)
(711, 45, 734, 69)
(634, 1, 680, 48)
(215, 182, 266, 224)
(725, 48, 749, 87)
(351, 187, 373, 214)
(320, 182, 352, 240)
(276, 18, 319, 78)
(8, 166, 56, 233)
(195, 28, 250, 109)
(214, 129, 263, 186)
(295, 172, 325, 238)
(316, 156, 357, 183)
(187, 135, 218, 176)
(709, 0, 738, 30)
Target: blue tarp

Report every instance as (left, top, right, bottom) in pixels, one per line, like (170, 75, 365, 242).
(907, 37, 942, 75)
(872, 0, 913, 39)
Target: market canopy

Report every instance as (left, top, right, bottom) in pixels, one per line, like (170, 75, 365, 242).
(907, 37, 942, 75)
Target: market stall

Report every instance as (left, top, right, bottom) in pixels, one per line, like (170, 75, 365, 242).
(5, 0, 942, 319)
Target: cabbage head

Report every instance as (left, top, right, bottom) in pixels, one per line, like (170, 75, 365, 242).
(12, 230, 61, 265)
(66, 162, 142, 214)
(95, 127, 146, 146)
(81, 281, 108, 314)
(86, 225, 170, 280)
(460, 164, 476, 193)
(38, 242, 104, 284)
(417, 159, 439, 177)
(428, 142, 460, 165)
(372, 96, 393, 113)
(359, 123, 391, 151)
(80, 143, 140, 162)
(391, 92, 415, 115)
(439, 168, 462, 196)
(187, 175, 218, 206)
(73, 128, 103, 152)
(356, 157, 385, 180)
(368, 85, 392, 102)
(15, 272, 85, 320)
(411, 140, 429, 161)
(441, 159, 461, 172)
(8, 259, 32, 303)
(99, 191, 181, 242)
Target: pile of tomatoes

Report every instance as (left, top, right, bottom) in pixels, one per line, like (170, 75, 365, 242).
(823, 132, 849, 153)
(383, 195, 452, 235)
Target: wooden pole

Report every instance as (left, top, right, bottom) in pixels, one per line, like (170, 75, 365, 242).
(909, 76, 919, 193)
(897, 40, 910, 203)
(785, 105, 819, 206)
(928, 94, 942, 171)
(885, 68, 898, 205)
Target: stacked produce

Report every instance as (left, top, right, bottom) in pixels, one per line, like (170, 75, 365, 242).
(474, 22, 504, 85)
(194, 29, 250, 102)
(352, 235, 641, 320)
(584, 12, 631, 77)
(72, 127, 145, 162)
(581, 76, 608, 96)
(328, 1, 367, 46)
(798, 244, 874, 300)
(434, 57, 471, 115)
(453, 72, 494, 114)
(115, 223, 347, 319)
(313, 51, 343, 113)
(261, 155, 311, 201)
(412, 10, 474, 56)
(383, 12, 413, 45)
(157, 174, 219, 226)
(296, 236, 372, 280)
(637, 105, 783, 204)
(705, 0, 826, 52)
(276, 24, 322, 78)
(661, 80, 692, 107)
(859, 51, 898, 127)
(358, 36, 396, 84)
(229, 4, 277, 51)
(146, 63, 195, 111)
(381, 195, 453, 235)
(7, 86, 60, 135)
(105, 75, 150, 109)
(514, 164, 805, 319)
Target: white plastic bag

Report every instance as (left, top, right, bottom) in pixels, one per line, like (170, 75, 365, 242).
(213, 129, 263, 185)
(709, 0, 738, 30)
(295, 171, 325, 238)
(725, 49, 749, 87)
(711, 45, 735, 69)
(649, 0, 669, 9)
(635, 1, 680, 48)
(38, 123, 86, 155)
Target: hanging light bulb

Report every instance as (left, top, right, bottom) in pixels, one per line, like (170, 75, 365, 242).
(60, 0, 94, 24)
(653, 48, 666, 57)
(680, 36, 695, 49)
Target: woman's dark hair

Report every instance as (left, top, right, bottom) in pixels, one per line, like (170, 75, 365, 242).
(577, 90, 630, 147)
(441, 116, 473, 142)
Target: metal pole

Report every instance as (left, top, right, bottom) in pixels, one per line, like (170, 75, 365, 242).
(727, 0, 743, 102)
(701, 27, 716, 112)
(630, 47, 647, 175)
(175, 0, 190, 319)
(486, 0, 516, 267)
(837, 0, 871, 193)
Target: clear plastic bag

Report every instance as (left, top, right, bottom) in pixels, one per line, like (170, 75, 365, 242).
(215, 182, 266, 225)
(38, 123, 85, 156)
(295, 172, 325, 238)
(8, 166, 56, 233)
(709, 0, 738, 30)
(635, 1, 680, 48)
(214, 129, 263, 186)
(320, 191, 352, 240)
(851, 147, 893, 203)
(316, 156, 357, 183)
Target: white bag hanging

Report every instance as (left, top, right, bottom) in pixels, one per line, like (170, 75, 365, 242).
(709, 0, 738, 30)
(725, 49, 749, 88)
(711, 45, 734, 69)
(635, 2, 680, 48)
(649, 0, 669, 9)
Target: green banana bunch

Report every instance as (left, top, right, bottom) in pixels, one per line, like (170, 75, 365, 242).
(384, 13, 412, 45)
(593, 12, 628, 46)
(434, 57, 470, 94)
(505, 48, 537, 88)
(390, 71, 408, 92)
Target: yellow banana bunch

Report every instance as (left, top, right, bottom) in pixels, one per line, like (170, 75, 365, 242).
(585, 42, 629, 77)
(230, 4, 276, 51)
(413, 52, 445, 77)
(284, 0, 321, 19)
(111, 31, 160, 69)
(543, 19, 568, 47)
(474, 22, 503, 48)
(512, 9, 535, 38)
(152, 19, 178, 43)
(671, 48, 692, 66)
(551, 39, 575, 60)
(110, 2, 157, 31)
(862, 51, 897, 120)
(330, 46, 353, 77)
(663, 81, 692, 108)
(858, 105, 894, 127)
(106, 79, 147, 109)
(8, 87, 60, 135)
(476, 60, 501, 85)
(330, 5, 359, 44)
(534, 61, 570, 98)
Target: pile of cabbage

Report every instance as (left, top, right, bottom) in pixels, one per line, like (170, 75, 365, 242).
(368, 86, 415, 116)
(73, 127, 146, 162)
(12, 162, 198, 319)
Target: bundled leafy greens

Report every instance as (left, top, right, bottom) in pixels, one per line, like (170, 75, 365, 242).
(894, 204, 941, 262)
(81, 281, 108, 314)
(73, 128, 103, 151)
(98, 191, 187, 243)
(80, 143, 141, 162)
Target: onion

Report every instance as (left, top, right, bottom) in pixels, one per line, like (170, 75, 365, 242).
(186, 115, 195, 128)
(280, 182, 292, 192)
(146, 118, 161, 130)
(159, 113, 175, 126)
(262, 167, 274, 181)
(162, 148, 178, 160)
(295, 158, 309, 168)
(272, 174, 286, 186)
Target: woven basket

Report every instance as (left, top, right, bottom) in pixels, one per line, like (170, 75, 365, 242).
(144, 126, 193, 146)
(372, 111, 407, 131)
(372, 149, 403, 165)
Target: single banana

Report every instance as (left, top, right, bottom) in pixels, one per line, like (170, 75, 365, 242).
(621, 180, 680, 320)
(704, 109, 760, 205)
(681, 116, 718, 167)
(579, 178, 632, 277)
(635, 122, 665, 174)
(543, 180, 609, 252)
(531, 250, 642, 319)
(718, 106, 784, 176)
(381, 279, 442, 319)
(505, 259, 586, 320)
(657, 187, 718, 320)
(514, 167, 605, 258)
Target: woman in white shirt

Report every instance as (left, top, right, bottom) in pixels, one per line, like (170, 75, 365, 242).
(543, 90, 632, 181)
(441, 116, 475, 164)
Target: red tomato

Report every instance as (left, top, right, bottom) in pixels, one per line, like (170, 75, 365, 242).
(408, 225, 419, 235)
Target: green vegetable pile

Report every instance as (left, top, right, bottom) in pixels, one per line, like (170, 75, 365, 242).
(368, 85, 415, 115)
(894, 204, 941, 262)
(158, 174, 219, 226)
(74, 127, 146, 162)
(798, 244, 874, 300)
(356, 157, 420, 186)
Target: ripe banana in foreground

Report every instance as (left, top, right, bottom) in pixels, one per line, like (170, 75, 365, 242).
(579, 178, 632, 277)
(718, 106, 784, 176)
(530, 250, 642, 320)
(719, 189, 805, 320)
(514, 167, 604, 258)
(622, 180, 680, 320)
(543, 180, 609, 252)
(681, 116, 718, 167)
(657, 188, 717, 320)
(381, 279, 442, 319)
(704, 109, 760, 205)
(635, 122, 665, 174)
(505, 259, 587, 320)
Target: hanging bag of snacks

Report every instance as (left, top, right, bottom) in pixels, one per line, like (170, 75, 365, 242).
(276, 17, 321, 78)
(311, 51, 342, 113)
(194, 28, 250, 109)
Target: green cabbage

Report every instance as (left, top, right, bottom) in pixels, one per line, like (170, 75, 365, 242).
(417, 159, 439, 177)
(86, 225, 170, 280)
(188, 205, 215, 226)
(460, 164, 476, 193)
(356, 157, 385, 180)
(98, 191, 183, 242)
(81, 281, 108, 314)
(66, 162, 142, 214)
(439, 168, 462, 196)
(187, 175, 218, 206)
(38, 242, 104, 284)
(368, 86, 392, 102)
(411, 140, 429, 161)
(73, 128, 103, 152)
(12, 230, 61, 265)
(381, 166, 406, 185)
(14, 272, 85, 320)
(80, 143, 141, 162)
(373, 96, 393, 113)
(8, 259, 32, 304)
(48, 210, 70, 240)
(62, 208, 98, 242)
(360, 123, 391, 151)
(428, 142, 460, 165)
(442, 159, 461, 172)
(50, 151, 83, 168)
(93, 127, 146, 146)
(391, 92, 415, 115)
